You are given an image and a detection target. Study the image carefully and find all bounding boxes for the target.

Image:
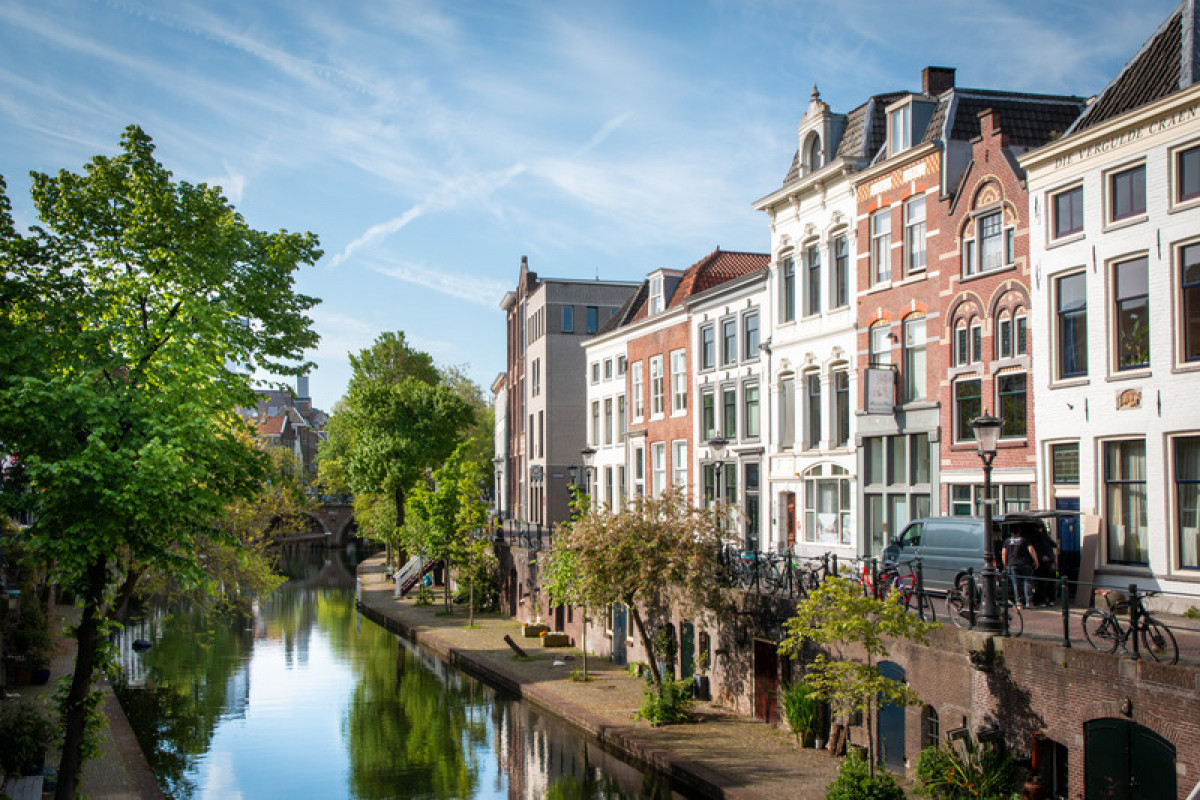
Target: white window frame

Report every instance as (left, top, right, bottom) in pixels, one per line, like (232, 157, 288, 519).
(631, 361, 644, 420)
(871, 209, 891, 284)
(903, 195, 926, 274)
(649, 355, 664, 417)
(672, 440, 687, 488)
(651, 442, 667, 497)
(670, 349, 687, 413)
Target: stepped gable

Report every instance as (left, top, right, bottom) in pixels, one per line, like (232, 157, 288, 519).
(1070, 1, 1196, 133)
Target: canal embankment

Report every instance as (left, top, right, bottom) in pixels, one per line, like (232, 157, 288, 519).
(355, 554, 841, 800)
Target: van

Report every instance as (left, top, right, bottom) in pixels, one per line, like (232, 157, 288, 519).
(882, 512, 1065, 593)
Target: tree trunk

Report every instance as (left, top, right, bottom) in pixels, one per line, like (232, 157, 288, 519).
(581, 607, 588, 677)
(866, 652, 876, 778)
(468, 577, 475, 627)
(628, 604, 661, 685)
(56, 558, 108, 800)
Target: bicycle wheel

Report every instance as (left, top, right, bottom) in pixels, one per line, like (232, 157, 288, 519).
(1081, 609, 1121, 653)
(945, 590, 971, 629)
(904, 581, 936, 622)
(737, 558, 757, 591)
(760, 561, 784, 596)
(1140, 617, 1179, 665)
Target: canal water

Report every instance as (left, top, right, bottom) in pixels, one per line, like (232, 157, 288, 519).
(114, 549, 683, 799)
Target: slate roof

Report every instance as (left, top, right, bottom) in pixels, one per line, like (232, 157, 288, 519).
(1069, 2, 1197, 134)
(778, 92, 907, 189)
(925, 89, 1085, 148)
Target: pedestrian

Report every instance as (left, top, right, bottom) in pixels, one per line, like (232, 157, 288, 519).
(1002, 529, 1038, 608)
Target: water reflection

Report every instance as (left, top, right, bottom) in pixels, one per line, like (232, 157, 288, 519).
(114, 549, 681, 799)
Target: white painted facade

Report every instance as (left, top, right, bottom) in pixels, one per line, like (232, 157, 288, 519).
(1022, 81, 1200, 604)
(581, 329, 632, 509)
(753, 90, 861, 556)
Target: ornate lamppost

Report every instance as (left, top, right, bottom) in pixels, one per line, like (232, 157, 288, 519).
(971, 412, 1003, 632)
(707, 436, 728, 506)
(580, 446, 596, 499)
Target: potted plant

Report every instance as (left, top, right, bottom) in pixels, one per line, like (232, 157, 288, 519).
(0, 700, 57, 776)
(781, 681, 821, 748)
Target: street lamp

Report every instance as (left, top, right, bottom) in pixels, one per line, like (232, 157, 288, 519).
(971, 412, 1003, 632)
(707, 436, 728, 506)
(580, 446, 596, 498)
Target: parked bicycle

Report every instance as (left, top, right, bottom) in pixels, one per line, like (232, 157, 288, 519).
(855, 558, 936, 621)
(1081, 588, 1178, 665)
(944, 571, 1022, 636)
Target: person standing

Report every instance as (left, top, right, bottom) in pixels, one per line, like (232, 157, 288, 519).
(1002, 529, 1038, 608)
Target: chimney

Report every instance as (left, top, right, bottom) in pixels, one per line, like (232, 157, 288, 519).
(296, 375, 310, 400)
(922, 66, 956, 97)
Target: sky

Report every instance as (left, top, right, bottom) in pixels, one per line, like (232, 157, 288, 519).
(0, 0, 1181, 412)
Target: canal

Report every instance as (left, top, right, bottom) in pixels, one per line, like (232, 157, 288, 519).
(113, 549, 684, 799)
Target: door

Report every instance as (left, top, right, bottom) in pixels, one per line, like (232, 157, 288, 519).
(611, 604, 627, 666)
(1056, 497, 1081, 594)
(753, 639, 779, 723)
(679, 622, 695, 681)
(1085, 718, 1176, 799)
(876, 661, 906, 773)
(784, 492, 796, 549)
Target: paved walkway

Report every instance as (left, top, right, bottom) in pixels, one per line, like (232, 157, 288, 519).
(356, 555, 843, 800)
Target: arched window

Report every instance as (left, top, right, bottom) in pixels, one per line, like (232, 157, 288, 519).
(921, 705, 939, 748)
(997, 310, 1013, 359)
(803, 464, 851, 545)
(806, 133, 823, 173)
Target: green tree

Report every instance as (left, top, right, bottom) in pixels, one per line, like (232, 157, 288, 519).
(779, 575, 937, 777)
(319, 332, 472, 563)
(550, 486, 728, 686)
(0, 126, 320, 799)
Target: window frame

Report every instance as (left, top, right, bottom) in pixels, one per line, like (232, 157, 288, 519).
(1174, 142, 1200, 207)
(996, 371, 1027, 439)
(744, 382, 761, 440)
(903, 316, 926, 402)
(672, 440, 688, 489)
(833, 235, 849, 309)
(670, 349, 687, 413)
(781, 255, 796, 323)
(700, 324, 716, 371)
(586, 306, 599, 334)
(649, 274, 664, 315)
(871, 209, 892, 285)
(1051, 184, 1084, 240)
(720, 317, 737, 366)
(649, 355, 664, 417)
(963, 208, 1014, 277)
(722, 385, 737, 439)
(1112, 254, 1150, 372)
(742, 311, 760, 361)
(804, 372, 821, 450)
(631, 360, 645, 420)
(1180, 241, 1200, 364)
(954, 378, 982, 443)
(562, 305, 575, 333)
(1103, 438, 1148, 566)
(651, 442, 667, 497)
(903, 195, 926, 275)
(833, 369, 850, 448)
(805, 243, 821, 316)
(1055, 271, 1089, 381)
(1172, 434, 1200, 570)
(1107, 162, 1147, 224)
(870, 322, 892, 367)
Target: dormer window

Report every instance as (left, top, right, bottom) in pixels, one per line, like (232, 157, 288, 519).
(888, 104, 911, 156)
(649, 274, 664, 315)
(805, 133, 823, 174)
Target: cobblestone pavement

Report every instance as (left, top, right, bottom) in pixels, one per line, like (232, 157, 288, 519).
(356, 555, 844, 800)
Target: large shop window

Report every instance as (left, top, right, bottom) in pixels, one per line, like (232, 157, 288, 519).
(1176, 436, 1200, 569)
(804, 464, 852, 545)
(863, 433, 931, 554)
(1104, 439, 1148, 565)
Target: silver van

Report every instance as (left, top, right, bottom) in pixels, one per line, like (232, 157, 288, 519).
(883, 512, 1065, 593)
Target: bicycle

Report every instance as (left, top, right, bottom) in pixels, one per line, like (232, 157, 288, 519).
(1081, 589, 1178, 665)
(944, 572, 1022, 636)
(856, 558, 936, 621)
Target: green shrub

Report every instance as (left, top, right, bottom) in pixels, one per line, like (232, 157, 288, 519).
(414, 584, 435, 606)
(914, 734, 1016, 799)
(1184, 605, 1200, 620)
(636, 678, 694, 726)
(0, 700, 57, 776)
(825, 750, 905, 800)
(781, 681, 822, 747)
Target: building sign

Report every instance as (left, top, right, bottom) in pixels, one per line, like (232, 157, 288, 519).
(530, 465, 543, 482)
(864, 368, 895, 414)
(1053, 102, 1200, 169)
(1116, 388, 1142, 410)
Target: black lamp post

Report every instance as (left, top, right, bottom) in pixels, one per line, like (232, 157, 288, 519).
(580, 446, 596, 498)
(971, 412, 1003, 632)
(707, 436, 728, 506)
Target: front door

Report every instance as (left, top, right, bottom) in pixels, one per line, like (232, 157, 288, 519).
(611, 604, 627, 666)
(1055, 497, 1081, 595)
(785, 492, 796, 549)
(1085, 718, 1176, 799)
(753, 639, 779, 723)
(877, 661, 906, 773)
(679, 622, 695, 681)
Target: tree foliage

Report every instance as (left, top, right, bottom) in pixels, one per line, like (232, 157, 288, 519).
(548, 486, 729, 686)
(0, 126, 321, 799)
(779, 575, 937, 776)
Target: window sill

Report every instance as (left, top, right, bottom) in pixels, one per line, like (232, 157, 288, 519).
(1049, 377, 1090, 390)
(1102, 213, 1148, 234)
(1171, 360, 1200, 375)
(1046, 231, 1085, 250)
(1106, 368, 1150, 383)
(959, 262, 1017, 283)
(1169, 195, 1200, 215)
(1163, 569, 1200, 583)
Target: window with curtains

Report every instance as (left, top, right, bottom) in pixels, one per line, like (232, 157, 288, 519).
(805, 244, 821, 316)
(1176, 436, 1200, 569)
(833, 235, 849, 308)
(903, 317, 926, 402)
(781, 256, 796, 322)
(1104, 439, 1147, 565)
(1056, 272, 1088, 379)
(803, 463, 852, 545)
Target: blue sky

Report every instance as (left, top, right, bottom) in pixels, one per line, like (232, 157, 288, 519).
(0, 0, 1179, 411)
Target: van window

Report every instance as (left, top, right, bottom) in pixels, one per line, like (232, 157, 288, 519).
(936, 520, 980, 551)
(898, 522, 922, 547)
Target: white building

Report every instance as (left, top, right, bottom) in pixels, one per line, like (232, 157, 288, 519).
(1020, 1, 1200, 604)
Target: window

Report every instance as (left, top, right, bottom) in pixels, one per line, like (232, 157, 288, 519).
(743, 462, 761, 551)
(904, 196, 926, 274)
(744, 384, 760, 439)
(950, 485, 979, 516)
(863, 433, 931, 553)
(921, 706, 940, 750)
(562, 305, 574, 333)
(617, 355, 627, 375)
(870, 323, 891, 366)
(871, 209, 891, 284)
(604, 358, 613, 380)
(805, 373, 821, 449)
(649, 274, 664, 315)
(633, 445, 645, 497)
(743, 312, 760, 360)
(1051, 442, 1079, 484)
(1056, 272, 1088, 379)
(590, 361, 600, 384)
(1104, 439, 1147, 564)
(888, 104, 911, 155)
(590, 401, 600, 447)
(964, 211, 1012, 276)
(834, 370, 850, 447)
(616, 395, 626, 443)
(1178, 145, 1200, 203)
(805, 244, 821, 315)
(604, 398, 613, 445)
(997, 372, 1027, 438)
(971, 322, 982, 363)
(903, 317, 926, 402)
(833, 235, 849, 308)
(651, 442, 666, 497)
(998, 315, 1013, 359)
(672, 441, 687, 488)
(1003, 484, 1031, 513)
(1183, 243, 1200, 362)
(586, 306, 599, 333)
(803, 464, 852, 544)
(538, 410, 544, 457)
(700, 324, 716, 370)
(631, 361, 644, 419)
(955, 322, 970, 367)
(805, 133, 822, 172)
(702, 391, 716, 440)
(671, 350, 687, 412)
(1114, 256, 1149, 370)
(781, 256, 796, 322)
(779, 376, 795, 449)
(721, 318, 737, 365)
(722, 386, 737, 438)
(1109, 164, 1146, 222)
(531, 358, 541, 396)
(1174, 436, 1200, 568)
(1016, 314, 1028, 356)
(954, 379, 981, 442)
(1052, 185, 1083, 239)
(649, 355, 664, 416)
